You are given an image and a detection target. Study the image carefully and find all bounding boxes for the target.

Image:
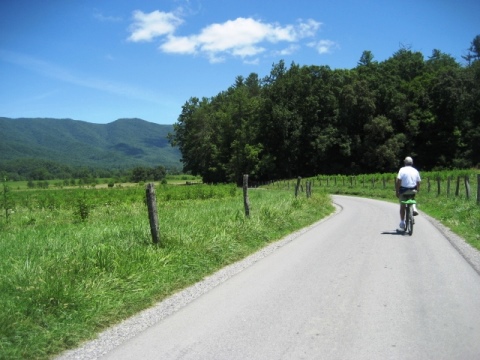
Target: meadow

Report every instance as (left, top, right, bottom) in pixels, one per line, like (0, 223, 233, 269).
(0, 170, 479, 359)
(0, 181, 334, 359)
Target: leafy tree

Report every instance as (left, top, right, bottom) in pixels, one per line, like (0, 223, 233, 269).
(169, 39, 478, 182)
(358, 50, 376, 67)
(130, 166, 149, 183)
(462, 34, 480, 64)
(259, 62, 309, 178)
(225, 77, 263, 184)
(169, 97, 225, 183)
(151, 165, 167, 181)
(362, 115, 405, 171)
(457, 58, 480, 167)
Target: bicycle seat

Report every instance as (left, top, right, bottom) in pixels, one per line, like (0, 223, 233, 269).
(401, 199, 417, 205)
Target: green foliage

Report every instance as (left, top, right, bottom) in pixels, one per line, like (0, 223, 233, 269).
(0, 184, 333, 359)
(169, 36, 480, 183)
(462, 35, 480, 64)
(130, 165, 167, 183)
(73, 192, 91, 222)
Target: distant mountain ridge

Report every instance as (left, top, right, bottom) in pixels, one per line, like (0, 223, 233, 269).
(0, 117, 182, 169)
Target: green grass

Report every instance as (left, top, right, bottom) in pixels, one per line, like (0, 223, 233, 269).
(2, 172, 479, 359)
(419, 195, 480, 250)
(0, 185, 334, 359)
(165, 174, 203, 185)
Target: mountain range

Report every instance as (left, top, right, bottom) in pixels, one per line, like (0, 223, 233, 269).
(0, 117, 182, 170)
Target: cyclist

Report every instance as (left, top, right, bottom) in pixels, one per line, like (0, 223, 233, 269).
(395, 156, 421, 230)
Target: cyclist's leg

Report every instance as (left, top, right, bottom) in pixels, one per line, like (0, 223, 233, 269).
(399, 193, 406, 229)
(412, 197, 419, 216)
(404, 206, 410, 231)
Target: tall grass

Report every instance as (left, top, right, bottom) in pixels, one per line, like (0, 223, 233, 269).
(0, 185, 334, 359)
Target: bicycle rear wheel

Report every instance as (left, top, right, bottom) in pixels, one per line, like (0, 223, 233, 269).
(406, 206, 414, 235)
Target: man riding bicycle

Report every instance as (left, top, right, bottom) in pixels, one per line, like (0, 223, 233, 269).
(395, 156, 421, 230)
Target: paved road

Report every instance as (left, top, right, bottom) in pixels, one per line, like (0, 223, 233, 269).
(61, 195, 480, 360)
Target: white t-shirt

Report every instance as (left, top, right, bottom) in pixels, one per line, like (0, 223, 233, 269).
(397, 166, 421, 188)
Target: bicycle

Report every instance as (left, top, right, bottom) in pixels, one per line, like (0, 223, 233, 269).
(400, 190, 417, 236)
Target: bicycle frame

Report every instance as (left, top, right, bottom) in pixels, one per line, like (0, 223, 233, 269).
(401, 197, 416, 236)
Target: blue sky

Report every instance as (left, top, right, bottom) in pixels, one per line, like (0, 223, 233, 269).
(1, 0, 478, 125)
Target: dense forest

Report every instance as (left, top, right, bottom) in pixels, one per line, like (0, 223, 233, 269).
(169, 36, 480, 184)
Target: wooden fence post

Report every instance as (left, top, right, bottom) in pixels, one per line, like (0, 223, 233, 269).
(145, 183, 160, 245)
(243, 174, 250, 217)
(455, 176, 460, 196)
(447, 176, 451, 197)
(437, 177, 441, 196)
(295, 177, 302, 197)
(308, 181, 312, 198)
(465, 175, 471, 200)
(477, 174, 480, 205)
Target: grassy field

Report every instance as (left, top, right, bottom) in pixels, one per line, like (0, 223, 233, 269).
(1, 170, 478, 359)
(0, 183, 334, 359)
(3, 174, 203, 191)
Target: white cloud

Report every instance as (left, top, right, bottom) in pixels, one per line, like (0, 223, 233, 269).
(243, 58, 260, 65)
(274, 44, 300, 56)
(161, 35, 197, 54)
(197, 18, 270, 53)
(127, 10, 323, 63)
(308, 39, 339, 54)
(231, 44, 265, 58)
(296, 19, 321, 38)
(127, 10, 183, 42)
(93, 11, 122, 22)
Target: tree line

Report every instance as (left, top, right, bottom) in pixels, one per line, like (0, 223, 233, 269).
(169, 36, 480, 185)
(1, 157, 177, 183)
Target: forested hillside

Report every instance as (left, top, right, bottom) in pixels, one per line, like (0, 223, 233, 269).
(0, 117, 181, 180)
(170, 36, 480, 184)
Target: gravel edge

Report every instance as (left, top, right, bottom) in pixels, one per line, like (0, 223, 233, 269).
(55, 207, 342, 360)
